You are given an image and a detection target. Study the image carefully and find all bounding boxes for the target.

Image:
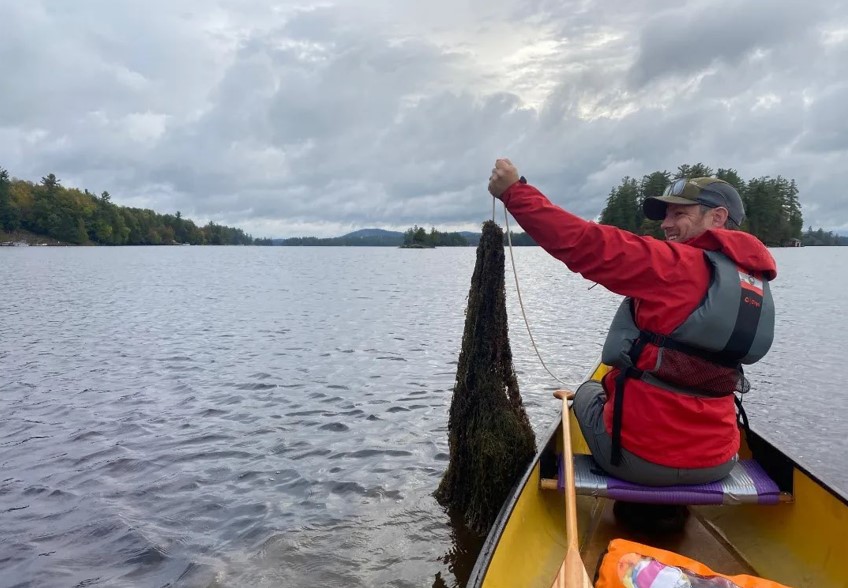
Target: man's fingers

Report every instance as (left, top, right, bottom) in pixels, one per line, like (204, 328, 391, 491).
(495, 158, 513, 168)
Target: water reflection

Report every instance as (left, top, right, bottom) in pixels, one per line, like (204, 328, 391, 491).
(434, 508, 486, 588)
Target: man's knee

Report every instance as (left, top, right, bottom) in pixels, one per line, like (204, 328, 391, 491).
(572, 380, 605, 427)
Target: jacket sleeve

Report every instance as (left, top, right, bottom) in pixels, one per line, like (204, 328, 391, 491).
(500, 181, 709, 302)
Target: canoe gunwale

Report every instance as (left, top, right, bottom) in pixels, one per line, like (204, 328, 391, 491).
(746, 427, 848, 507)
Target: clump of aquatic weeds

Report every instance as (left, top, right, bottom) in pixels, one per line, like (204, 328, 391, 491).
(435, 220, 536, 535)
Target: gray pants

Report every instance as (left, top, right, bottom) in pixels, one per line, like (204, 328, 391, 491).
(571, 380, 736, 486)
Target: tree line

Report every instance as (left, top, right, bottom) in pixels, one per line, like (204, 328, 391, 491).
(801, 226, 847, 246)
(596, 163, 828, 246)
(277, 227, 537, 247)
(276, 235, 395, 246)
(276, 231, 416, 246)
(0, 167, 256, 245)
(399, 226, 537, 247)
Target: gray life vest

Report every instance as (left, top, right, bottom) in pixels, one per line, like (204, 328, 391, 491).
(599, 250, 775, 464)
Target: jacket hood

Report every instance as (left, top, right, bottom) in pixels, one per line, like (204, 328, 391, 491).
(687, 229, 777, 280)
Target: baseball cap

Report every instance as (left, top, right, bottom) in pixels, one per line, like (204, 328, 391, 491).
(643, 177, 745, 227)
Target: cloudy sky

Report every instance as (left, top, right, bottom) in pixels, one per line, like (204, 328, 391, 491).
(2, 0, 847, 238)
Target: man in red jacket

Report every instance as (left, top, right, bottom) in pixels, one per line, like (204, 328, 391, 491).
(488, 159, 777, 486)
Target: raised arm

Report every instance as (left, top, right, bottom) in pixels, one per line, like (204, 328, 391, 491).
(499, 181, 708, 302)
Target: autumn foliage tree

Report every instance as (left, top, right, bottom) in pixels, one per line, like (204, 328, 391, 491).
(0, 166, 256, 245)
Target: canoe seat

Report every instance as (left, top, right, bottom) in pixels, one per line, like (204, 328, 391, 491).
(542, 455, 792, 505)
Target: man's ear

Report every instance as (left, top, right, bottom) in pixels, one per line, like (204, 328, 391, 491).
(711, 207, 729, 228)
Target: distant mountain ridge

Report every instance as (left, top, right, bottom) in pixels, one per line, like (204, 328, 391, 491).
(272, 228, 405, 246)
(272, 228, 536, 246)
(344, 228, 403, 239)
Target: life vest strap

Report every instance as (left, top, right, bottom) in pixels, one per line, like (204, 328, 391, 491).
(610, 339, 646, 466)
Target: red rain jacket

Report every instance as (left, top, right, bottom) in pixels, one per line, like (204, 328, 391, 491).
(501, 182, 777, 468)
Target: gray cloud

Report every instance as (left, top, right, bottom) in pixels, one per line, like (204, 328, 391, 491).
(628, 0, 824, 87)
(2, 0, 848, 237)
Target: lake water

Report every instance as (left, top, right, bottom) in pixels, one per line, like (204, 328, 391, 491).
(1, 245, 845, 587)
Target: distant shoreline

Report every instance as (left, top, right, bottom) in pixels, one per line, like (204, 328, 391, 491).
(0, 228, 268, 247)
(4, 228, 842, 249)
(1, 229, 68, 247)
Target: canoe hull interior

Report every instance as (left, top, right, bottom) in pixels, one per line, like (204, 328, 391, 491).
(469, 364, 848, 588)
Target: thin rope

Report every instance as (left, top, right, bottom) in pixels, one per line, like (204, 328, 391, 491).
(499, 198, 568, 387)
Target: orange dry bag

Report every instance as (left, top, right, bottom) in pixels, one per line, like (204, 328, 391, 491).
(596, 539, 791, 588)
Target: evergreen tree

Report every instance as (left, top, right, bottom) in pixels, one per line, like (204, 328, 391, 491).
(414, 225, 427, 245)
(783, 178, 803, 239)
(743, 177, 801, 245)
(30, 174, 60, 235)
(599, 177, 641, 233)
(41, 173, 60, 191)
(637, 171, 670, 238)
(676, 163, 713, 178)
(0, 167, 21, 232)
(715, 168, 746, 192)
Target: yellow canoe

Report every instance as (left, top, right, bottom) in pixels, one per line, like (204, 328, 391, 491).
(468, 362, 848, 588)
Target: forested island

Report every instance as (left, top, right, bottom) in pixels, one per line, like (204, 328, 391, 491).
(597, 163, 846, 246)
